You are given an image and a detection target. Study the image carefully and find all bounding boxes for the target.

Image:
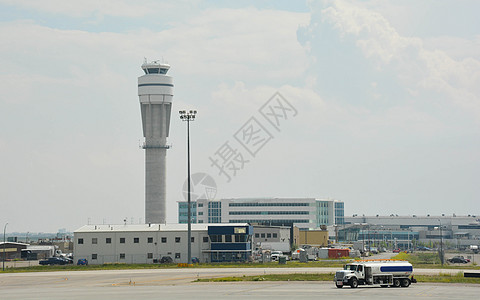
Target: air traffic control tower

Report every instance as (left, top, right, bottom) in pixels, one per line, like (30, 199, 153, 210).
(138, 60, 173, 224)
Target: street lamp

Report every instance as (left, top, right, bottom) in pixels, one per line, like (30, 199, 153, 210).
(179, 109, 197, 264)
(3, 222, 8, 271)
(438, 219, 444, 266)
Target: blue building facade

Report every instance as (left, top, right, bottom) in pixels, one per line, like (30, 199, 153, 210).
(335, 201, 345, 225)
(207, 224, 253, 262)
(178, 202, 196, 223)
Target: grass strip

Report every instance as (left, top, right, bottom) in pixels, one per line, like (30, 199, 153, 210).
(1, 256, 478, 273)
(0, 260, 347, 273)
(391, 252, 479, 269)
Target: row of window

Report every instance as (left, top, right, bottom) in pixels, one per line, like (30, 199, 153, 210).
(179, 202, 205, 208)
(208, 210, 221, 216)
(91, 253, 181, 260)
(229, 211, 309, 215)
(254, 233, 278, 238)
(208, 202, 221, 208)
(229, 203, 309, 207)
(145, 67, 168, 74)
(179, 203, 196, 209)
(209, 234, 250, 243)
(179, 212, 197, 216)
(211, 251, 247, 261)
(358, 234, 420, 240)
(208, 216, 221, 223)
(78, 236, 209, 245)
(229, 219, 310, 224)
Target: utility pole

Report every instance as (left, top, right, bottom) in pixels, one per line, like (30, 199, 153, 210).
(3, 223, 8, 271)
(439, 219, 444, 266)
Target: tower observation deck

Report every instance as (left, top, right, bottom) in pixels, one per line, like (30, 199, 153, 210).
(138, 60, 173, 224)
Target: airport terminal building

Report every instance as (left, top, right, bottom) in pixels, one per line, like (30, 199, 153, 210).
(340, 215, 480, 249)
(178, 198, 345, 229)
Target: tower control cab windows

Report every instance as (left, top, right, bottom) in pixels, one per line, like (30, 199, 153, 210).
(144, 67, 169, 75)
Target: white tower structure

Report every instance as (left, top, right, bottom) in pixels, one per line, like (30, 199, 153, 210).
(138, 60, 173, 224)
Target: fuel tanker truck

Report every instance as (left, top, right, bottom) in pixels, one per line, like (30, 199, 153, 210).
(334, 260, 416, 288)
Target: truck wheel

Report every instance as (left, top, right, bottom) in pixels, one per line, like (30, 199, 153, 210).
(401, 278, 411, 287)
(392, 278, 401, 287)
(336, 284, 343, 288)
(349, 278, 358, 288)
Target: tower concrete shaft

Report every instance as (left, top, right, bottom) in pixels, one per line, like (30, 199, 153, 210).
(138, 60, 173, 224)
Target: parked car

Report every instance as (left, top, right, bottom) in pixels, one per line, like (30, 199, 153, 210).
(417, 246, 431, 251)
(447, 256, 469, 264)
(77, 259, 88, 265)
(159, 256, 173, 264)
(393, 249, 401, 253)
(271, 251, 283, 261)
(63, 257, 73, 264)
(39, 257, 70, 265)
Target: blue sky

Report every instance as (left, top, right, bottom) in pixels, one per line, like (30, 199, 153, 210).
(0, 0, 479, 232)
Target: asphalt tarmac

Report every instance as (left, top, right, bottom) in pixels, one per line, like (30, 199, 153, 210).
(0, 267, 478, 300)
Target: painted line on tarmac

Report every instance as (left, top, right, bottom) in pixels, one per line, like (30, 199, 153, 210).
(110, 275, 198, 286)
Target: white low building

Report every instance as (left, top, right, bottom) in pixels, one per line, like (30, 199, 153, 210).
(74, 224, 211, 264)
(252, 225, 291, 252)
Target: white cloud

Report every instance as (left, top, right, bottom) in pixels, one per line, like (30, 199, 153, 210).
(0, 0, 193, 18)
(0, 7, 310, 102)
(1, 1, 478, 231)
(0, 6, 314, 231)
(316, 0, 480, 115)
(162, 8, 310, 81)
(424, 36, 480, 61)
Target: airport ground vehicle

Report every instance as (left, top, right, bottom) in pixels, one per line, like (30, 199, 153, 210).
(39, 257, 70, 265)
(447, 256, 469, 264)
(160, 256, 173, 263)
(77, 259, 88, 265)
(334, 260, 416, 288)
(271, 251, 283, 261)
(416, 246, 431, 251)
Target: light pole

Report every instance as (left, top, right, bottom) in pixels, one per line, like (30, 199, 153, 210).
(179, 110, 197, 264)
(3, 222, 8, 271)
(390, 228, 394, 251)
(438, 219, 444, 266)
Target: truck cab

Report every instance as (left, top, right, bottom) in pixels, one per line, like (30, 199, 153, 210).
(335, 264, 366, 288)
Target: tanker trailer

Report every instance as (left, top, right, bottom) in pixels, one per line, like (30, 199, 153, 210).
(334, 260, 416, 288)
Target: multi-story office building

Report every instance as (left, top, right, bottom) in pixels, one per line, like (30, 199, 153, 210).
(178, 198, 345, 229)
